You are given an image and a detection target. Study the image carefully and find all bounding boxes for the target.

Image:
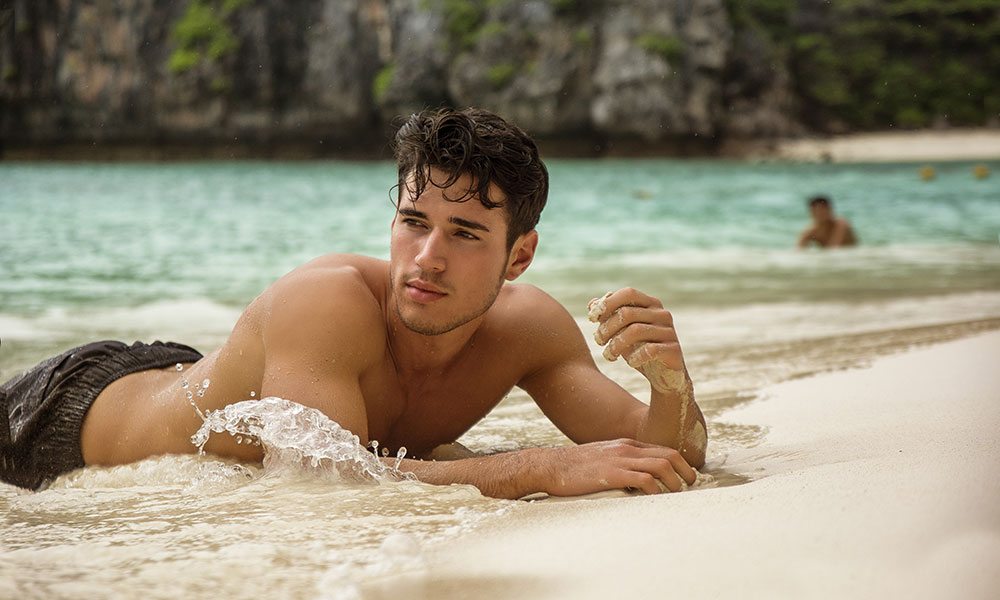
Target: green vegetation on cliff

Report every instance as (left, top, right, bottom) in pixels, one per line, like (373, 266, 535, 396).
(168, 0, 248, 78)
(729, 0, 999, 130)
(637, 34, 685, 64)
(423, 0, 488, 49)
(373, 64, 395, 103)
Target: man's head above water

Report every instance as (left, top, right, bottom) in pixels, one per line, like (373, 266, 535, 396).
(392, 108, 549, 250)
(808, 195, 834, 223)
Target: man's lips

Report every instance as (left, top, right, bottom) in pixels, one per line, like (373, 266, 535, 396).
(405, 279, 447, 303)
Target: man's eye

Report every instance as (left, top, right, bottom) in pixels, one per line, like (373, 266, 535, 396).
(456, 231, 480, 240)
(402, 218, 426, 228)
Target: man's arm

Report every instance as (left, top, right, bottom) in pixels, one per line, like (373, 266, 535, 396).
(592, 288, 707, 466)
(517, 287, 707, 469)
(828, 219, 852, 247)
(258, 267, 383, 443)
(396, 438, 696, 500)
(797, 226, 816, 248)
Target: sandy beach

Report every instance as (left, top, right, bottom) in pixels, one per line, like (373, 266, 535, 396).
(370, 330, 1000, 599)
(759, 128, 1000, 163)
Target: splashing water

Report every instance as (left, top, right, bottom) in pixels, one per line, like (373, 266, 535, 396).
(190, 397, 415, 484)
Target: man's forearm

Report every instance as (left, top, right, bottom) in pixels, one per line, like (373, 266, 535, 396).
(396, 440, 701, 498)
(396, 450, 542, 500)
(635, 369, 707, 468)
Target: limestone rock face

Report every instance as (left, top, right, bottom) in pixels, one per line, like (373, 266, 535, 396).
(376, 0, 450, 121)
(721, 25, 802, 138)
(592, 0, 730, 140)
(0, 0, 807, 153)
(445, 1, 594, 137)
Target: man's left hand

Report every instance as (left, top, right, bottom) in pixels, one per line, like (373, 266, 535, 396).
(588, 287, 686, 376)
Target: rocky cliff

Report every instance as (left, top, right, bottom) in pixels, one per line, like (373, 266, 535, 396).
(0, 0, 994, 157)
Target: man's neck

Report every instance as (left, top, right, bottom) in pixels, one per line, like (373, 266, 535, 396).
(382, 296, 483, 382)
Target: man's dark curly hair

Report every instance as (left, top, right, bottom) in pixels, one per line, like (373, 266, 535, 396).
(392, 107, 549, 249)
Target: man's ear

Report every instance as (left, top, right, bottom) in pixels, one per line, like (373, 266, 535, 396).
(504, 230, 538, 281)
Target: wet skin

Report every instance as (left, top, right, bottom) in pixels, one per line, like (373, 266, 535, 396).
(81, 170, 706, 499)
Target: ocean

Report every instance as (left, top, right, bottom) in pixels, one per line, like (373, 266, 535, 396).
(2, 159, 999, 598)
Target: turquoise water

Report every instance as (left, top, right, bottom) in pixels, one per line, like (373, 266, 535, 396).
(1, 160, 998, 316)
(1, 159, 999, 371)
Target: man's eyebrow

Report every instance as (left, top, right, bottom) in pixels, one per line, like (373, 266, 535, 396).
(450, 217, 490, 233)
(398, 207, 427, 219)
(398, 207, 490, 233)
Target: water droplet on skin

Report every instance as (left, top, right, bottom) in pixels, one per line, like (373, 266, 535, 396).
(181, 380, 189, 389)
(186, 390, 205, 422)
(381, 447, 389, 457)
(197, 389, 205, 397)
(394, 446, 407, 469)
(250, 391, 256, 398)
(202, 379, 210, 389)
(175, 363, 183, 371)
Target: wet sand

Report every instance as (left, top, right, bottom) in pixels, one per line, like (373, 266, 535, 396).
(401, 331, 1000, 599)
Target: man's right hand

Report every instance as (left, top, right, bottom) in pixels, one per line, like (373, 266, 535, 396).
(400, 438, 697, 499)
(530, 438, 697, 497)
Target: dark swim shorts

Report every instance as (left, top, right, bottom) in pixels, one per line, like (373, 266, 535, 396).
(0, 340, 202, 491)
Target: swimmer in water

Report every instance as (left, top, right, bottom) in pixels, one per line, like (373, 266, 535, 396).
(797, 195, 858, 249)
(1, 108, 706, 499)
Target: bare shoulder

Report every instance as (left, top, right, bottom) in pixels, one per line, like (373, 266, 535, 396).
(492, 284, 574, 329)
(261, 256, 387, 367)
(489, 284, 590, 362)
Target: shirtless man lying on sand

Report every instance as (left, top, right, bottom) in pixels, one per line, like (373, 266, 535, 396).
(1, 108, 706, 499)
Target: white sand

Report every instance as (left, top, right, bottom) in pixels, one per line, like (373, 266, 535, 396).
(402, 331, 1000, 599)
(770, 129, 1000, 163)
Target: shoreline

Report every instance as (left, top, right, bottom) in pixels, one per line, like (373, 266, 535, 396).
(3, 128, 998, 163)
(392, 330, 1000, 599)
(727, 128, 1000, 163)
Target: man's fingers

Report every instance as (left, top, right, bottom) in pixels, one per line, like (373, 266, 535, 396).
(594, 306, 673, 345)
(667, 451, 697, 485)
(627, 458, 686, 492)
(589, 287, 662, 323)
(605, 440, 698, 489)
(603, 324, 679, 362)
(620, 470, 663, 495)
(625, 342, 685, 372)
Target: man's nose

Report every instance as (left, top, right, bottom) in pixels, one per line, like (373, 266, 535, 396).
(414, 229, 447, 272)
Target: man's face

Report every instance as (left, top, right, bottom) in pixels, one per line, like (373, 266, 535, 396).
(810, 202, 832, 223)
(389, 168, 516, 336)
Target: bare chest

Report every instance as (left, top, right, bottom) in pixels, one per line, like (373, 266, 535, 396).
(360, 360, 518, 456)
